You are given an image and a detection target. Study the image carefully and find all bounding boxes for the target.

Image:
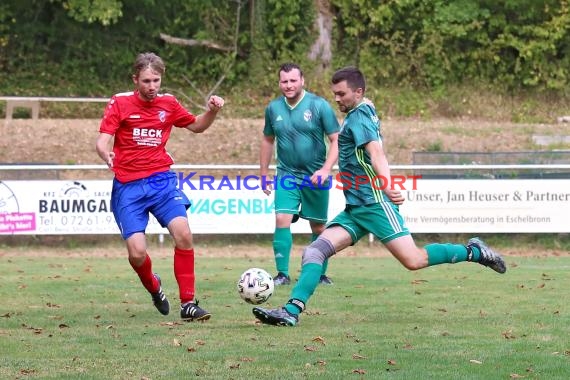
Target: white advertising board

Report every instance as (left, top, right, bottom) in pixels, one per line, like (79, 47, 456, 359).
(0, 179, 569, 235)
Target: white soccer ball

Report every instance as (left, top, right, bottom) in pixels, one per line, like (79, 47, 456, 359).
(237, 268, 274, 305)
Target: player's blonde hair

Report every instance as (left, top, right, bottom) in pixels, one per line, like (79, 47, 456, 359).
(133, 52, 165, 77)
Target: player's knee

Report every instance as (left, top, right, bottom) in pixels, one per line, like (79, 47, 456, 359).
(399, 256, 426, 271)
(301, 237, 335, 265)
(127, 250, 146, 267)
(301, 246, 322, 265)
(172, 229, 193, 249)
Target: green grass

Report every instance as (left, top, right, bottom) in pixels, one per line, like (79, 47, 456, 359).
(1, 254, 569, 379)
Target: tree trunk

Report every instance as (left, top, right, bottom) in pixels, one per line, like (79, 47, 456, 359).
(308, 0, 333, 71)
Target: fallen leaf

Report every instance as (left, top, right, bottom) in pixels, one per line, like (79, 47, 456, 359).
(312, 336, 326, 345)
(502, 330, 516, 339)
(469, 359, 482, 364)
(304, 345, 318, 352)
(352, 369, 366, 374)
(229, 363, 240, 369)
(195, 340, 206, 346)
(173, 339, 181, 347)
(187, 347, 196, 352)
(510, 374, 525, 378)
(352, 354, 367, 360)
(58, 324, 69, 329)
(240, 357, 254, 362)
(387, 359, 397, 365)
(536, 283, 545, 288)
(159, 321, 181, 326)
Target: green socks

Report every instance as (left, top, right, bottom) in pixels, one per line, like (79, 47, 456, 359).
(425, 243, 481, 266)
(286, 263, 322, 315)
(273, 227, 293, 276)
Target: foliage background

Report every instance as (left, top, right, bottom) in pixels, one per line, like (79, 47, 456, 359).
(0, 0, 569, 120)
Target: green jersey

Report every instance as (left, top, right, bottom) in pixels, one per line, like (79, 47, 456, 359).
(264, 90, 340, 182)
(337, 102, 388, 205)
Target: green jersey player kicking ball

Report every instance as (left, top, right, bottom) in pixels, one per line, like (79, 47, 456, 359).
(253, 66, 506, 327)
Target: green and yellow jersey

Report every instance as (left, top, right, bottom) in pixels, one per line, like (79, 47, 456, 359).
(337, 102, 388, 205)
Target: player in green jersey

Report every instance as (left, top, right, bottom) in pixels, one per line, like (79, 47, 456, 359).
(253, 66, 507, 326)
(260, 63, 340, 286)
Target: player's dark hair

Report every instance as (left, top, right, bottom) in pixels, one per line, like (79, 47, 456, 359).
(331, 66, 365, 92)
(279, 63, 304, 78)
(133, 52, 166, 77)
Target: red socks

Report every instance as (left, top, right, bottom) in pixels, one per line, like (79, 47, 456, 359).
(130, 249, 196, 304)
(174, 247, 195, 304)
(130, 254, 159, 293)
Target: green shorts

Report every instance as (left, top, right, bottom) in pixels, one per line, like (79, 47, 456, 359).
(328, 203, 410, 244)
(274, 185, 329, 224)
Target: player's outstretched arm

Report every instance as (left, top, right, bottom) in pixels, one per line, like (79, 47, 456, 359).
(186, 95, 225, 133)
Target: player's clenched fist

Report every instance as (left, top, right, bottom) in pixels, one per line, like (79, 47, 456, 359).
(207, 95, 224, 111)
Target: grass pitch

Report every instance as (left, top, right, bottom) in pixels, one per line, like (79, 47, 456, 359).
(1, 253, 569, 379)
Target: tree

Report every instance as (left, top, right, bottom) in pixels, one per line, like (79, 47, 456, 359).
(54, 0, 123, 25)
(308, 0, 334, 71)
(159, 0, 246, 109)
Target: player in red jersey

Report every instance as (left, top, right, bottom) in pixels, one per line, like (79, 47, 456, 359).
(95, 52, 224, 321)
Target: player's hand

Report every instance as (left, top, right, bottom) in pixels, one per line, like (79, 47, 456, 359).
(106, 151, 115, 168)
(384, 189, 404, 205)
(207, 95, 224, 112)
(310, 168, 331, 186)
(262, 182, 273, 196)
(260, 176, 273, 195)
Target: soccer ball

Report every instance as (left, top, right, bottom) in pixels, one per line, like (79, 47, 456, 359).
(237, 268, 274, 305)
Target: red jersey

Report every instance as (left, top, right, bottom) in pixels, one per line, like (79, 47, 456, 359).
(99, 91, 196, 182)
